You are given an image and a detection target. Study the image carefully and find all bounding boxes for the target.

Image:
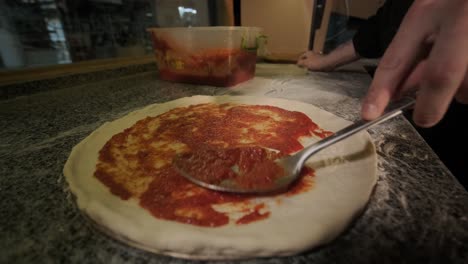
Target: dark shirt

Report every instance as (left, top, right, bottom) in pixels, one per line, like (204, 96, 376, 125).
(352, 0, 414, 58)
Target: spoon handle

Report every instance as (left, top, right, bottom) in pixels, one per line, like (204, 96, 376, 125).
(296, 97, 416, 165)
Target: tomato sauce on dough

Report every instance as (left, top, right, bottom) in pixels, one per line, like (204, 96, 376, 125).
(95, 103, 332, 227)
(175, 146, 285, 190)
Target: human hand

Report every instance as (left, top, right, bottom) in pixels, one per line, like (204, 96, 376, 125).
(361, 0, 468, 127)
(297, 51, 335, 72)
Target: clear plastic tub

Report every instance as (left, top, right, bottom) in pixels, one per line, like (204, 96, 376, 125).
(147, 27, 264, 87)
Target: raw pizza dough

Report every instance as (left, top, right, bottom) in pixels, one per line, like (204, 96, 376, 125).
(63, 95, 377, 259)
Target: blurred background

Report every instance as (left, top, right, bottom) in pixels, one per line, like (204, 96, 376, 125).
(0, 0, 383, 71)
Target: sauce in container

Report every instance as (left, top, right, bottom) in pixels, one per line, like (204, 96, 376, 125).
(148, 27, 262, 87)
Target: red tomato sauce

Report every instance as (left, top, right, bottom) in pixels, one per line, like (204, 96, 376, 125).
(96, 103, 332, 227)
(94, 169, 132, 200)
(175, 146, 284, 190)
(150, 34, 257, 87)
(236, 204, 270, 225)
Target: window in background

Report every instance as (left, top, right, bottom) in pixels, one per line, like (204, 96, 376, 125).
(0, 0, 218, 70)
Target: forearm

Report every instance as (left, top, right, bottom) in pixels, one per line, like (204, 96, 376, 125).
(297, 40, 360, 71)
(321, 40, 360, 69)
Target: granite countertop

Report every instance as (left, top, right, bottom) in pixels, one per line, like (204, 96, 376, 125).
(1, 63, 467, 264)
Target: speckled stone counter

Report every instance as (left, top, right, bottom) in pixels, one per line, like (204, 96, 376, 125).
(1, 63, 467, 264)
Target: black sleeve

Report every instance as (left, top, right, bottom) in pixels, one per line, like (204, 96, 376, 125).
(352, 3, 389, 58)
(352, 0, 413, 58)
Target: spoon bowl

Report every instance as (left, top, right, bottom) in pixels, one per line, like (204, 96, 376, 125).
(174, 97, 415, 194)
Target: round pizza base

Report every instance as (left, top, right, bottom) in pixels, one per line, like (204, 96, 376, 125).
(63, 95, 377, 260)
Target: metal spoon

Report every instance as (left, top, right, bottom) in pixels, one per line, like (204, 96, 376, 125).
(174, 97, 415, 194)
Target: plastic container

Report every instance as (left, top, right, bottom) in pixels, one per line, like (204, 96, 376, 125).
(147, 27, 264, 87)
